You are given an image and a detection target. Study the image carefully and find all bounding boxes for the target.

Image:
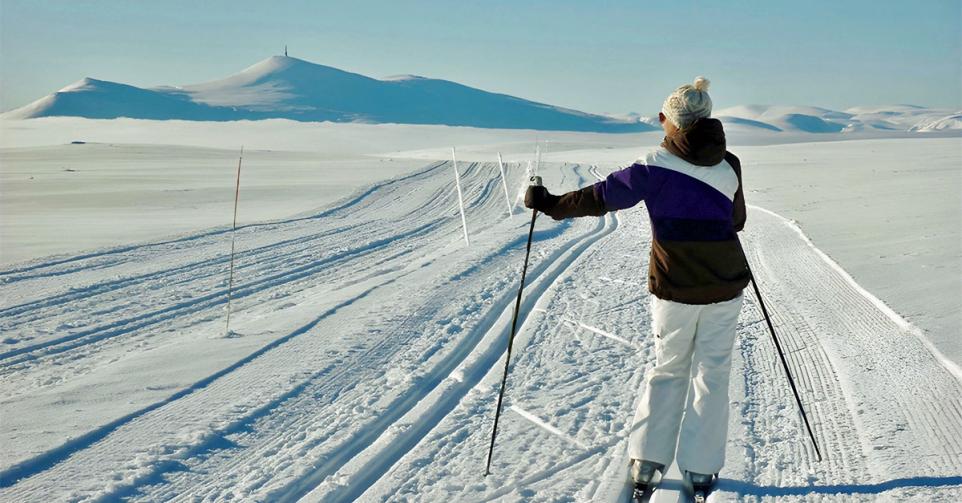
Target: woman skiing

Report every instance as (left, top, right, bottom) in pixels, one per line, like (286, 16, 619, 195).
(524, 77, 749, 497)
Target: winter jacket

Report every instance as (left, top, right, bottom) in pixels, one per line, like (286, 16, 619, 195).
(540, 118, 750, 304)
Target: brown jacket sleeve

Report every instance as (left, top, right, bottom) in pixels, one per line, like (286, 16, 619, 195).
(543, 185, 607, 220)
(725, 152, 746, 232)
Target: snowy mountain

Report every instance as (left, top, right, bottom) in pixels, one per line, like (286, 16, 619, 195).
(5, 55, 958, 134)
(608, 104, 960, 134)
(909, 112, 962, 131)
(2, 55, 654, 133)
(714, 104, 962, 133)
(7, 78, 236, 121)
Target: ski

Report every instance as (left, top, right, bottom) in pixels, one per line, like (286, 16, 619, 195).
(628, 462, 664, 503)
(630, 481, 659, 503)
(684, 472, 718, 503)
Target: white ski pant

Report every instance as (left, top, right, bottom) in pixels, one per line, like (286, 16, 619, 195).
(628, 293, 743, 474)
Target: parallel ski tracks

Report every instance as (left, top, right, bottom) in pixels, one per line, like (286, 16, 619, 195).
(0, 162, 503, 377)
(279, 165, 616, 503)
(0, 161, 586, 500)
(131, 165, 609, 502)
(0, 161, 451, 283)
(359, 172, 652, 502)
(723, 207, 962, 498)
(7, 162, 954, 502)
(1, 161, 448, 318)
(0, 221, 438, 365)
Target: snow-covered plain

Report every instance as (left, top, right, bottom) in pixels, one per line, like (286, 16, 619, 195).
(0, 143, 426, 263)
(1, 118, 960, 502)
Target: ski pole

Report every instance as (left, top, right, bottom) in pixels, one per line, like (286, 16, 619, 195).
(738, 238, 823, 462)
(225, 146, 244, 337)
(485, 175, 541, 477)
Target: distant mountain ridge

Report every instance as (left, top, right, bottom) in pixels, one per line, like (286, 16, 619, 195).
(4, 55, 959, 133)
(2, 55, 653, 132)
(715, 104, 962, 133)
(629, 104, 960, 134)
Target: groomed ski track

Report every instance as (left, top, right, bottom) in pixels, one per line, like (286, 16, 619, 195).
(1, 160, 960, 502)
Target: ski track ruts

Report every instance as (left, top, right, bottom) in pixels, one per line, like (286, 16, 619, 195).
(0, 159, 451, 334)
(0, 162, 476, 492)
(748, 207, 962, 473)
(306, 189, 620, 502)
(0, 160, 448, 337)
(0, 161, 450, 284)
(0, 164, 490, 390)
(349, 199, 960, 503)
(0, 220, 364, 319)
(0, 161, 494, 379)
(730, 297, 870, 492)
(0, 160, 462, 472)
(0, 219, 440, 395)
(0, 173, 506, 406)
(344, 165, 636, 502)
(293, 164, 613, 502)
(716, 207, 962, 502)
(1, 159, 485, 331)
(124, 163, 588, 498)
(13, 158, 957, 502)
(0, 219, 443, 367)
(360, 204, 653, 502)
(143, 165, 613, 503)
(0, 161, 572, 501)
(136, 214, 563, 502)
(496, 211, 651, 502)
(5, 161, 496, 444)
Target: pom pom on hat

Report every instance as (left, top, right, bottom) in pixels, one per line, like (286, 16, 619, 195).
(692, 76, 710, 92)
(662, 76, 713, 129)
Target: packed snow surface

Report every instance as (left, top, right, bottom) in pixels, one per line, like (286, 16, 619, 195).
(2, 119, 957, 368)
(1, 118, 960, 501)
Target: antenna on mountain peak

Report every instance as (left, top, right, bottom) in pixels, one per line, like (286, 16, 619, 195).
(284, 45, 288, 57)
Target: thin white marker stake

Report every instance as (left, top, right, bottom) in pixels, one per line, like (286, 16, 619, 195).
(535, 143, 542, 176)
(513, 159, 534, 211)
(496, 152, 513, 217)
(225, 146, 244, 337)
(452, 147, 470, 246)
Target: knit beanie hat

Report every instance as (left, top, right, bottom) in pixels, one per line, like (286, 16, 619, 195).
(662, 76, 712, 129)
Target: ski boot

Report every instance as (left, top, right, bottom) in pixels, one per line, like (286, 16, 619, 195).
(684, 471, 718, 503)
(629, 459, 664, 502)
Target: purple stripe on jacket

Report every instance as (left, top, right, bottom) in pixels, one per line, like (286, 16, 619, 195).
(593, 163, 735, 242)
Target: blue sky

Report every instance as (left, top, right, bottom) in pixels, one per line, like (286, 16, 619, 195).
(1, 0, 959, 114)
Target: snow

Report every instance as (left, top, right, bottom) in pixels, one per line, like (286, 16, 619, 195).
(717, 116, 783, 132)
(5, 55, 959, 136)
(712, 104, 962, 133)
(423, 135, 962, 369)
(911, 113, 962, 132)
(2, 56, 649, 133)
(0, 143, 426, 263)
(1, 117, 961, 501)
(729, 139, 962, 372)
